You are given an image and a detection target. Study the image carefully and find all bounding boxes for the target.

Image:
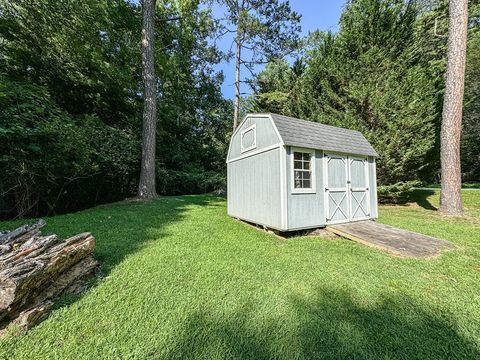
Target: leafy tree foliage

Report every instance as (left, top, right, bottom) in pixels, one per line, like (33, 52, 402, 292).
(254, 0, 438, 185)
(0, 77, 139, 218)
(0, 0, 231, 218)
(253, 0, 480, 185)
(217, 0, 301, 128)
(0, 0, 141, 123)
(254, 58, 304, 115)
(462, 2, 480, 181)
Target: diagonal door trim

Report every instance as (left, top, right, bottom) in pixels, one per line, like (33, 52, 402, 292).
(325, 153, 371, 224)
(329, 192, 348, 219)
(324, 152, 350, 224)
(351, 191, 367, 217)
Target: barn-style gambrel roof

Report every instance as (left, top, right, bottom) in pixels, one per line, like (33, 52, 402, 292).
(269, 113, 378, 157)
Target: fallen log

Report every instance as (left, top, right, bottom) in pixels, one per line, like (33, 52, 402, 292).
(34, 256, 99, 302)
(0, 221, 98, 334)
(0, 219, 46, 255)
(11, 301, 53, 330)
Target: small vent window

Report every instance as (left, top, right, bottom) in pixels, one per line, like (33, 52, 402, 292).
(241, 124, 256, 153)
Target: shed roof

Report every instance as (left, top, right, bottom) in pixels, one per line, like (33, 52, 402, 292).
(266, 113, 378, 157)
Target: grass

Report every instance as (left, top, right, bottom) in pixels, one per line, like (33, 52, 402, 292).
(0, 190, 479, 359)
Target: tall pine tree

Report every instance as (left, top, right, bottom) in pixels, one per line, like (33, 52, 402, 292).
(439, 0, 468, 215)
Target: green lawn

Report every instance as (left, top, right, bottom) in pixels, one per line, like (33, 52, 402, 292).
(0, 190, 479, 359)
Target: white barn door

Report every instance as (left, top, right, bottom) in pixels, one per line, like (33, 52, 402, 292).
(348, 156, 370, 221)
(325, 154, 349, 224)
(325, 153, 370, 224)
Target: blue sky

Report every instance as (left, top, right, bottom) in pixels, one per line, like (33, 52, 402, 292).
(212, 1, 346, 99)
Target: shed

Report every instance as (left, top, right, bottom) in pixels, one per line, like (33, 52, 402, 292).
(226, 113, 378, 231)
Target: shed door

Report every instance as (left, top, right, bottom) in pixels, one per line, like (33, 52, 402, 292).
(348, 156, 370, 221)
(325, 154, 349, 224)
(325, 154, 370, 224)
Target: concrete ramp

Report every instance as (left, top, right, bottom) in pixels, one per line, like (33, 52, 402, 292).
(326, 221, 455, 258)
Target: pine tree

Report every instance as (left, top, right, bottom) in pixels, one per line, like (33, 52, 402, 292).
(217, 0, 301, 129)
(138, 0, 158, 199)
(439, 0, 468, 215)
(254, 0, 438, 185)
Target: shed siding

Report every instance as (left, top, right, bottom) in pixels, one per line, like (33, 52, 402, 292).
(227, 116, 281, 160)
(286, 148, 325, 229)
(226, 113, 379, 231)
(368, 156, 378, 218)
(227, 147, 282, 229)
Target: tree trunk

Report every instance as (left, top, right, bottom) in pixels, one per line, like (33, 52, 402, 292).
(138, 0, 158, 199)
(439, 0, 468, 216)
(233, 34, 242, 130)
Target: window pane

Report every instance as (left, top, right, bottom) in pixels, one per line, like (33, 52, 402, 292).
(294, 171, 312, 189)
(241, 128, 255, 150)
(293, 152, 314, 190)
(294, 170, 302, 188)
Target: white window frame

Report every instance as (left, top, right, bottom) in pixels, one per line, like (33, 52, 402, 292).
(290, 147, 316, 194)
(240, 124, 257, 153)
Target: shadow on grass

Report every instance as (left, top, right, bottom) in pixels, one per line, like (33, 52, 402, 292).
(39, 195, 220, 275)
(164, 287, 479, 360)
(4, 195, 220, 310)
(389, 189, 437, 211)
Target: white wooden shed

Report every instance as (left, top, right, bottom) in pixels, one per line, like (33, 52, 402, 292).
(226, 113, 378, 231)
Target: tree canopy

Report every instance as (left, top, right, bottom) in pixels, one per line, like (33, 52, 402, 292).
(0, 0, 478, 218)
(0, 0, 230, 218)
(253, 0, 480, 186)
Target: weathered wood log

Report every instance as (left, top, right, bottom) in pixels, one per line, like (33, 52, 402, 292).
(0, 235, 59, 270)
(0, 256, 98, 334)
(11, 301, 53, 330)
(0, 301, 53, 337)
(0, 219, 46, 255)
(33, 256, 99, 303)
(0, 233, 95, 318)
(0, 221, 98, 334)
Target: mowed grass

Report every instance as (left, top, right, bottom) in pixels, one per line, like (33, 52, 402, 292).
(0, 190, 479, 359)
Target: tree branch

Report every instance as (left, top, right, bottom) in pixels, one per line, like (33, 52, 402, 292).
(158, 16, 181, 22)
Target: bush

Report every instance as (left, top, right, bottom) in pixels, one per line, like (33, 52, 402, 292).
(377, 181, 421, 204)
(0, 77, 140, 218)
(156, 169, 225, 196)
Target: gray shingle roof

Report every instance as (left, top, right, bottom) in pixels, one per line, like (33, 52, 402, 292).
(269, 113, 378, 157)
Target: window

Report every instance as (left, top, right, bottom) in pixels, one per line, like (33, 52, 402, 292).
(292, 149, 315, 193)
(241, 124, 256, 153)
